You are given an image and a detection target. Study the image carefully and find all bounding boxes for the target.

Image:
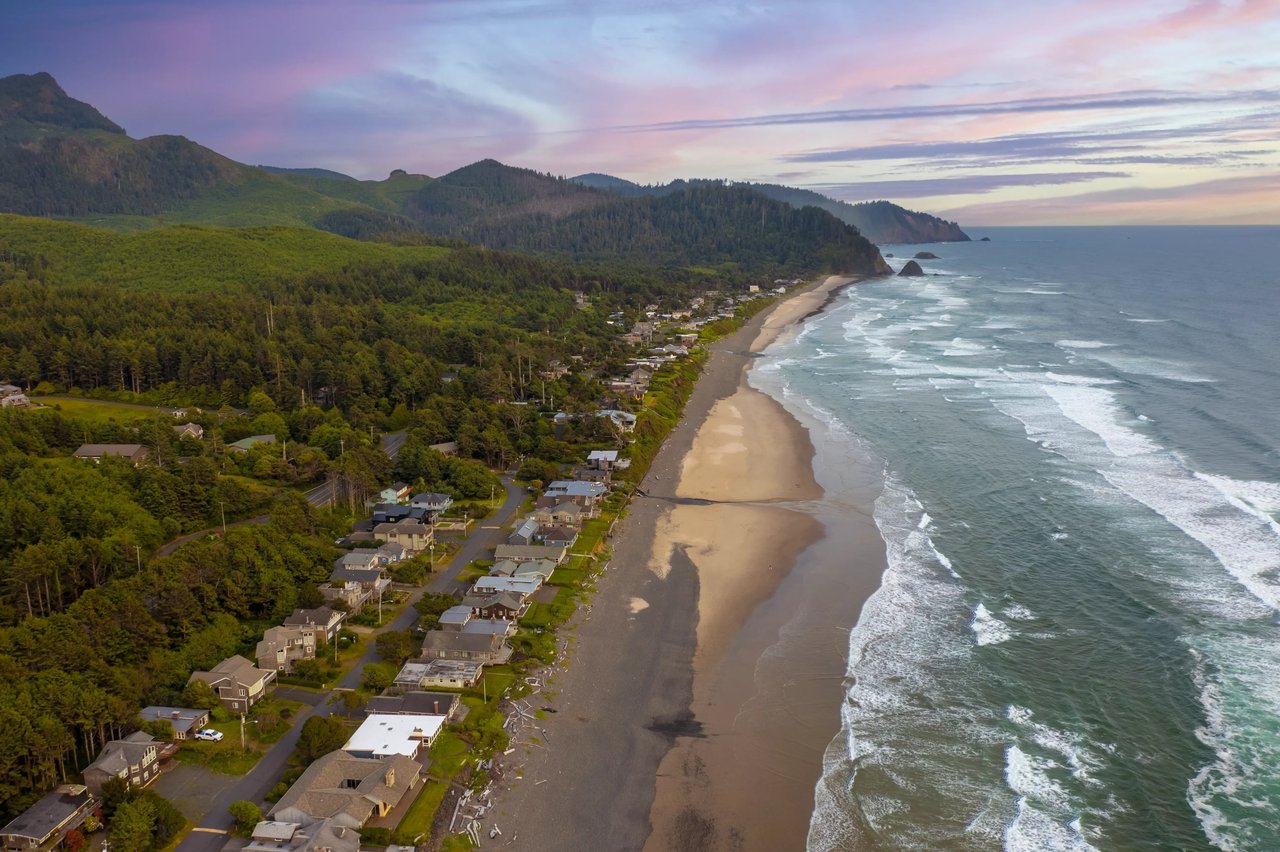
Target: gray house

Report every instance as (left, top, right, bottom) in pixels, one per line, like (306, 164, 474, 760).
(0, 785, 96, 851)
(82, 732, 160, 797)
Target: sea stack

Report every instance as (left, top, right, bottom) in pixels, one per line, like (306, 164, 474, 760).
(898, 260, 925, 276)
(914, 251, 939, 259)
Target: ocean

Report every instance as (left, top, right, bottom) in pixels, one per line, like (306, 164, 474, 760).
(751, 227, 1280, 851)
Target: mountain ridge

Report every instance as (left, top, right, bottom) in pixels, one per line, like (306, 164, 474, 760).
(568, 173, 969, 244)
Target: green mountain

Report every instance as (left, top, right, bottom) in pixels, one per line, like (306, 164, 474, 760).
(568, 173, 969, 244)
(402, 161, 887, 275)
(743, 184, 969, 244)
(0, 73, 886, 276)
(0, 72, 430, 232)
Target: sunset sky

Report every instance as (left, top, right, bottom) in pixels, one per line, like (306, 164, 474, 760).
(4, 0, 1278, 225)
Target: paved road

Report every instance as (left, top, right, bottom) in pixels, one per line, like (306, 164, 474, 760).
(303, 479, 335, 508)
(380, 430, 408, 460)
(155, 516, 270, 557)
(176, 474, 525, 852)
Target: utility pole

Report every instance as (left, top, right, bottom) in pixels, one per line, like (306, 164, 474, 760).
(239, 713, 246, 750)
(219, 500, 227, 536)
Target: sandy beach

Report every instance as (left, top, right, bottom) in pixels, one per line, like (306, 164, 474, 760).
(484, 276, 888, 851)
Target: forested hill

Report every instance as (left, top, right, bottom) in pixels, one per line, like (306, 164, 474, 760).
(0, 72, 425, 230)
(568, 173, 970, 244)
(745, 185, 970, 244)
(402, 162, 889, 276)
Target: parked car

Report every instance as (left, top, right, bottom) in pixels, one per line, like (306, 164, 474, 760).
(195, 728, 223, 742)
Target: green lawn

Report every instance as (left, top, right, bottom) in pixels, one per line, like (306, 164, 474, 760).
(394, 780, 450, 846)
(33, 395, 160, 424)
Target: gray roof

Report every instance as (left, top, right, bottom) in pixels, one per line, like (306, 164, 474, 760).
(421, 631, 504, 653)
(73, 443, 147, 459)
(366, 692, 457, 717)
(86, 733, 156, 776)
(0, 785, 94, 844)
(138, 707, 207, 734)
(493, 544, 565, 563)
(268, 751, 420, 824)
(228, 434, 277, 451)
(545, 480, 607, 498)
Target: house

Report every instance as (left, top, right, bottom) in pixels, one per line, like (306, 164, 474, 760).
(391, 660, 483, 691)
(538, 525, 578, 549)
(187, 655, 276, 714)
(227, 434, 277, 452)
(366, 691, 459, 721)
(597, 409, 637, 433)
(409, 492, 453, 517)
(534, 500, 584, 528)
(0, 392, 31, 409)
(0, 785, 96, 852)
(493, 544, 567, 565)
(543, 480, 607, 515)
(343, 714, 445, 759)
(325, 561, 390, 611)
(137, 706, 210, 740)
(507, 517, 539, 547)
(586, 449, 619, 471)
(372, 482, 411, 505)
(73, 444, 149, 465)
(472, 575, 542, 597)
(284, 606, 347, 643)
(269, 751, 422, 828)
(82, 732, 160, 797)
(370, 503, 415, 524)
(173, 422, 204, 440)
(461, 592, 529, 622)
(372, 520, 433, 554)
(245, 818, 360, 852)
(256, 624, 319, 673)
(490, 558, 556, 582)
(437, 605, 474, 631)
(417, 659, 483, 689)
(420, 631, 512, 664)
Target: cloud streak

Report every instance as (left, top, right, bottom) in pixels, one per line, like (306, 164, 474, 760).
(807, 171, 1129, 200)
(606, 89, 1280, 135)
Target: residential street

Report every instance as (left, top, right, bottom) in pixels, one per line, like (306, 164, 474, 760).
(174, 474, 525, 852)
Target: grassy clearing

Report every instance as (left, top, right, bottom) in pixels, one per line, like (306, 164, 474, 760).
(33, 395, 159, 424)
(174, 740, 263, 775)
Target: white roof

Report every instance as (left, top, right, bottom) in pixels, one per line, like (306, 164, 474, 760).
(472, 576, 541, 595)
(344, 714, 445, 758)
(587, 450, 619, 461)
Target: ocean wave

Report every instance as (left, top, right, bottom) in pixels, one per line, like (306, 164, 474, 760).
(1055, 340, 1113, 350)
(973, 602, 1013, 645)
(1041, 383, 1161, 458)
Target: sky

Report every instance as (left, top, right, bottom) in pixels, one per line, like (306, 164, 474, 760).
(3, 0, 1279, 225)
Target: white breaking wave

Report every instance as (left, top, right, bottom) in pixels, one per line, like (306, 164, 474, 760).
(1040, 383, 1161, 458)
(1055, 340, 1113, 350)
(973, 602, 1013, 645)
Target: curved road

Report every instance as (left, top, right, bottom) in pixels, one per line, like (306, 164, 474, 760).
(177, 473, 526, 852)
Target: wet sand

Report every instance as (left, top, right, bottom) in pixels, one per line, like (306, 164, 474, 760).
(484, 277, 888, 851)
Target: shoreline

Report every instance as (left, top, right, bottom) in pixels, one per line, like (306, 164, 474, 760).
(484, 276, 889, 850)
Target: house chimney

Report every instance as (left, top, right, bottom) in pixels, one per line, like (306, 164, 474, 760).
(433, 700, 439, 714)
